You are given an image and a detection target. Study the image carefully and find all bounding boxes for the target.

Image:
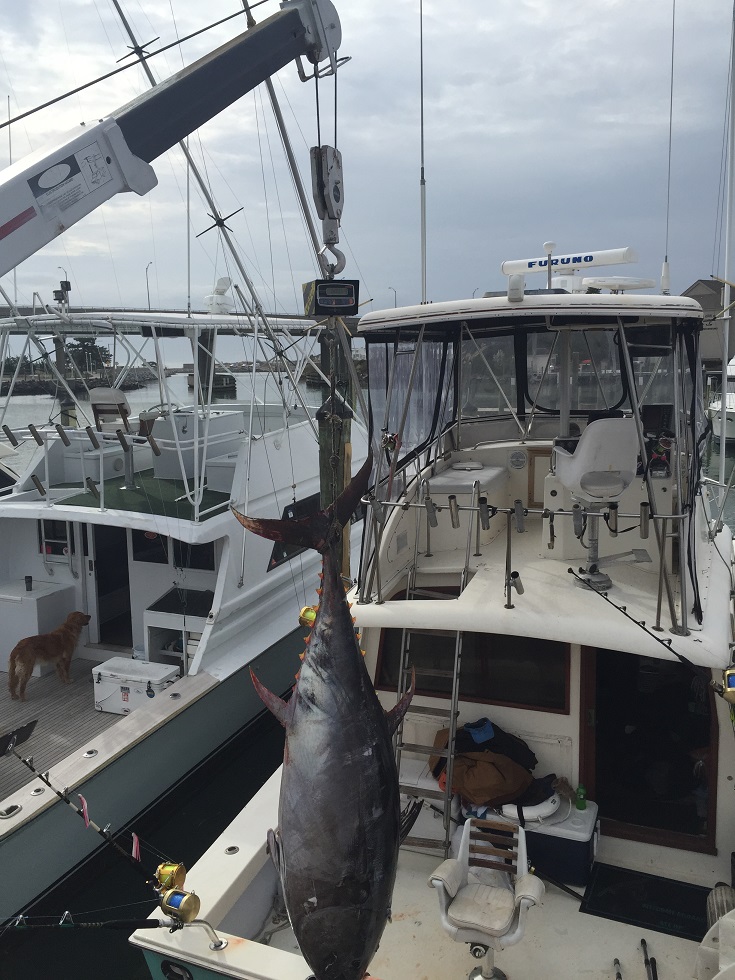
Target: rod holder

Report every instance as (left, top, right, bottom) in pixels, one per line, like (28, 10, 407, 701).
(116, 429, 130, 453)
(640, 501, 650, 539)
(448, 495, 460, 528)
(424, 495, 438, 527)
(85, 478, 100, 499)
(547, 510, 555, 550)
(509, 571, 524, 594)
(513, 499, 525, 532)
(85, 426, 100, 450)
(55, 424, 71, 447)
(147, 434, 161, 457)
(31, 474, 46, 496)
(479, 497, 490, 530)
(572, 503, 584, 538)
(369, 497, 385, 525)
(2, 425, 18, 447)
(607, 502, 618, 536)
(28, 424, 43, 446)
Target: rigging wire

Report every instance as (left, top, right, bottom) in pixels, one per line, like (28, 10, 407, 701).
(0, 4, 268, 132)
(663, 0, 676, 270)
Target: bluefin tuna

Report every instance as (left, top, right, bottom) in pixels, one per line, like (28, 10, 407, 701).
(232, 453, 413, 980)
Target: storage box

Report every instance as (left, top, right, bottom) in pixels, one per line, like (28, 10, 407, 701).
(525, 801, 599, 886)
(93, 657, 180, 715)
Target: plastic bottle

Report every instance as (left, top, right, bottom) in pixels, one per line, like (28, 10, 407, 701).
(575, 783, 587, 811)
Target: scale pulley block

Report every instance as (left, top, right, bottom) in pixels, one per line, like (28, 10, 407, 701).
(311, 145, 344, 221)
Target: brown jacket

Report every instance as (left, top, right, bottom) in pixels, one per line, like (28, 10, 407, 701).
(450, 750, 533, 806)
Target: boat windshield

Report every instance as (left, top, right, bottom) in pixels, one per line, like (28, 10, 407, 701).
(366, 319, 696, 466)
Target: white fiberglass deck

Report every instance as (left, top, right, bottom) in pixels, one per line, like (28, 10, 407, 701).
(266, 849, 697, 979)
(131, 768, 700, 979)
(356, 511, 731, 670)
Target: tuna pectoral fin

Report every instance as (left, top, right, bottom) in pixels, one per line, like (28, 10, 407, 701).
(385, 667, 415, 737)
(250, 668, 293, 728)
(267, 828, 283, 880)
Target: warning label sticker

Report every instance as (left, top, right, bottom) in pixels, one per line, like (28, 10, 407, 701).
(28, 142, 113, 216)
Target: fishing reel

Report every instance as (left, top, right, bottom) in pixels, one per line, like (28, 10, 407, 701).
(714, 666, 735, 705)
(154, 862, 200, 925)
(299, 605, 318, 628)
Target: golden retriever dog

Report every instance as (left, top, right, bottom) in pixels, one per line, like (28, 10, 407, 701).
(8, 611, 91, 701)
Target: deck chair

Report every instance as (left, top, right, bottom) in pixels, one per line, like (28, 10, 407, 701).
(90, 387, 132, 433)
(553, 417, 639, 589)
(428, 817, 544, 980)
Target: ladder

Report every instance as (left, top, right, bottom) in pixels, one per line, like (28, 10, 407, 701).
(394, 619, 463, 857)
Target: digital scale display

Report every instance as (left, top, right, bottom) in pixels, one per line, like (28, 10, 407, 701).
(313, 279, 359, 316)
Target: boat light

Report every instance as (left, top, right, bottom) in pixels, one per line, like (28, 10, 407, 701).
(155, 862, 187, 890)
(160, 887, 200, 923)
(299, 606, 318, 628)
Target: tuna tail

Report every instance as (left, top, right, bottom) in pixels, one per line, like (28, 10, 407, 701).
(231, 450, 373, 555)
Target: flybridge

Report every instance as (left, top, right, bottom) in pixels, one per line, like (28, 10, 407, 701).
(501, 246, 637, 275)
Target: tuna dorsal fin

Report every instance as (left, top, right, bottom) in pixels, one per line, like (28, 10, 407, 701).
(231, 450, 373, 555)
(250, 668, 294, 728)
(385, 667, 415, 737)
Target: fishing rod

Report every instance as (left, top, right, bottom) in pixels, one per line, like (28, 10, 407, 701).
(1, 722, 154, 886)
(6, 911, 227, 948)
(2, 720, 209, 934)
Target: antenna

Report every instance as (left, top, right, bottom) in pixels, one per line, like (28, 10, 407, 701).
(419, 0, 427, 303)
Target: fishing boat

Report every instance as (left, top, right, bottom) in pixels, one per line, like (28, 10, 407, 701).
(0, 0, 367, 921)
(131, 263, 735, 979)
(707, 358, 735, 442)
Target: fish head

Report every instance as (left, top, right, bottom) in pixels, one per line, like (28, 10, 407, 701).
(298, 902, 384, 980)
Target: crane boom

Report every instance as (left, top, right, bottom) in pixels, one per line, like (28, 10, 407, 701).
(0, 2, 341, 279)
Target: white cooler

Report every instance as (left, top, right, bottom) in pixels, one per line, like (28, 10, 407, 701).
(93, 657, 180, 715)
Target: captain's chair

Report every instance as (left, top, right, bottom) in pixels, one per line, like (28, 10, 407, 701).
(429, 817, 544, 980)
(553, 417, 639, 589)
(90, 387, 132, 433)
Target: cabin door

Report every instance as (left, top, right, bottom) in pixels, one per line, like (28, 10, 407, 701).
(85, 524, 132, 647)
(579, 647, 717, 853)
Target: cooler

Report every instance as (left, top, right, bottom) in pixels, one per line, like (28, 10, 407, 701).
(93, 657, 180, 715)
(525, 801, 599, 886)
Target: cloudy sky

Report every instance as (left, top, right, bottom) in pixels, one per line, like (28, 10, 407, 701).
(0, 0, 731, 318)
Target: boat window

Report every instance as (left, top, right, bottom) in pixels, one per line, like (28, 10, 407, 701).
(267, 492, 321, 571)
(376, 628, 568, 712)
(37, 519, 75, 559)
(172, 538, 215, 571)
(461, 333, 517, 418)
(528, 329, 625, 414)
(131, 529, 169, 564)
(367, 338, 455, 464)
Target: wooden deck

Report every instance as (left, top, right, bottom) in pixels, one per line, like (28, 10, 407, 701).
(0, 658, 120, 799)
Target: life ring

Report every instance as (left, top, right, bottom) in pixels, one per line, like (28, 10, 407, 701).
(501, 792, 561, 822)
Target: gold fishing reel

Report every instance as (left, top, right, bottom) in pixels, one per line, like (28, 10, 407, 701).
(299, 605, 318, 628)
(159, 888, 201, 923)
(154, 862, 200, 924)
(719, 666, 735, 705)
